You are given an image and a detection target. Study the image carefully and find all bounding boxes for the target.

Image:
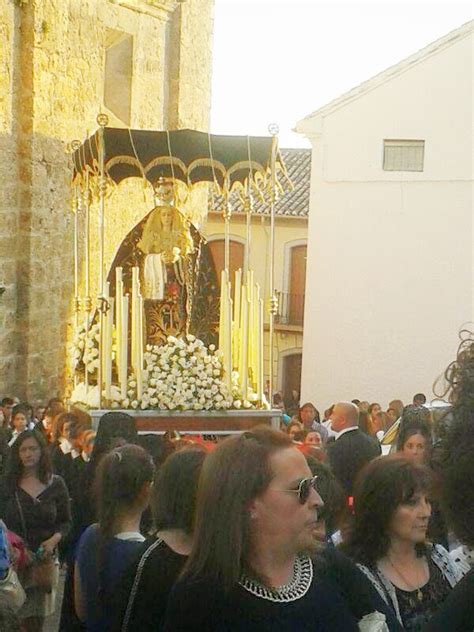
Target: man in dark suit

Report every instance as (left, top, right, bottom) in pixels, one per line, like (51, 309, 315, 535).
(327, 401, 381, 496)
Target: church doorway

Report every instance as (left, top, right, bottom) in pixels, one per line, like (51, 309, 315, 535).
(208, 238, 245, 287)
(282, 352, 302, 404)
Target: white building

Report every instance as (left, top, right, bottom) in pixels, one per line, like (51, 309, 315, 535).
(296, 21, 473, 409)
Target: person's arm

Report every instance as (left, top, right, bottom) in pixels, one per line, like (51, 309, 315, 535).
(40, 476, 71, 555)
(74, 561, 87, 622)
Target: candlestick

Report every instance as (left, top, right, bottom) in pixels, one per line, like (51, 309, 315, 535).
(239, 289, 249, 399)
(257, 297, 264, 403)
(104, 298, 114, 401)
(121, 295, 129, 400)
(137, 295, 144, 400)
(233, 269, 241, 369)
(115, 267, 123, 386)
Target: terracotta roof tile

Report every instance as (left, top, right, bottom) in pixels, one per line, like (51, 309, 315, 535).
(209, 148, 311, 218)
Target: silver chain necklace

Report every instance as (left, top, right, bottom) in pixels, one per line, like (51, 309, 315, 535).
(239, 556, 313, 603)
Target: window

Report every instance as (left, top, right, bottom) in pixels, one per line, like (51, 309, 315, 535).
(383, 139, 425, 172)
(104, 30, 133, 126)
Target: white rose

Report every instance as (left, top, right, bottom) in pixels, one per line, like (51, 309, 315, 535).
(233, 400, 242, 409)
(209, 344, 216, 351)
(213, 369, 220, 377)
(131, 400, 139, 409)
(243, 400, 252, 409)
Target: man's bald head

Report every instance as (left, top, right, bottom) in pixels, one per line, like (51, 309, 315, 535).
(330, 402, 359, 433)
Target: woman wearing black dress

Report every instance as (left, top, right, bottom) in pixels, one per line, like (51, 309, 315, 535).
(0, 430, 71, 631)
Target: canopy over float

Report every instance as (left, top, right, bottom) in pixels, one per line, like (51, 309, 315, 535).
(69, 114, 291, 412)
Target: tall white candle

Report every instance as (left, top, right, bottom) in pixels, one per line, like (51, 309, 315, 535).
(115, 267, 123, 384)
(233, 269, 241, 369)
(239, 292, 249, 399)
(120, 295, 129, 400)
(137, 295, 144, 400)
(104, 298, 114, 401)
(257, 297, 264, 403)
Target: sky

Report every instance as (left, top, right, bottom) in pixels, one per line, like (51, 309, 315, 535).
(211, 1, 473, 147)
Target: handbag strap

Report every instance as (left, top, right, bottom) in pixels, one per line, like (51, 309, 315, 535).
(14, 492, 29, 545)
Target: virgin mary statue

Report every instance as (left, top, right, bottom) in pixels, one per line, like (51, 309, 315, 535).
(137, 204, 194, 300)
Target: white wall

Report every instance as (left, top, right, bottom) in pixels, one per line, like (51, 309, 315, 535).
(299, 28, 473, 409)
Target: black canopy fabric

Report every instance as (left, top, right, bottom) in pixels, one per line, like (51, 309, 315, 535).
(72, 127, 284, 191)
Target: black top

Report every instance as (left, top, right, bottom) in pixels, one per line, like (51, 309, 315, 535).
(107, 537, 187, 631)
(423, 568, 474, 632)
(163, 548, 404, 632)
(0, 475, 71, 551)
(327, 429, 381, 495)
(393, 556, 451, 631)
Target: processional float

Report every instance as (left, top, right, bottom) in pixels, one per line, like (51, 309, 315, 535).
(69, 114, 290, 412)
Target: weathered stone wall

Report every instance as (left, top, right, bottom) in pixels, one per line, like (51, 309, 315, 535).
(0, 2, 18, 397)
(0, 0, 214, 401)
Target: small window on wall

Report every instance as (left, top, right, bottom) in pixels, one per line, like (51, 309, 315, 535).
(383, 139, 425, 172)
(104, 30, 133, 126)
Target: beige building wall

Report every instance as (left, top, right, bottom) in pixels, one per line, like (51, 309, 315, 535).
(204, 213, 307, 393)
(0, 0, 214, 400)
(297, 23, 473, 409)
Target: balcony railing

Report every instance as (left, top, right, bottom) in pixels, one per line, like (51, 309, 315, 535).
(275, 291, 305, 327)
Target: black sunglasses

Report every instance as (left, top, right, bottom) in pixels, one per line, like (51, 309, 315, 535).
(276, 475, 319, 504)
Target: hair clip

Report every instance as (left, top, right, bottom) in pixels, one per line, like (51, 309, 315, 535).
(113, 450, 123, 462)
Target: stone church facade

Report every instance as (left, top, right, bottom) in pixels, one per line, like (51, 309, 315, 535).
(0, 0, 214, 400)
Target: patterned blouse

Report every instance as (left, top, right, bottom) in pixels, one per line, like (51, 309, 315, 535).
(357, 544, 463, 629)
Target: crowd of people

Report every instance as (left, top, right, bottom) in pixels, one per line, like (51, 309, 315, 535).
(0, 331, 472, 631)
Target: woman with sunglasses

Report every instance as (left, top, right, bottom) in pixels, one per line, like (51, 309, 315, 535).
(163, 426, 388, 631)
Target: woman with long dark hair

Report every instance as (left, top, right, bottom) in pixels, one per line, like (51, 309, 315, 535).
(59, 411, 138, 632)
(110, 447, 207, 631)
(0, 430, 70, 631)
(397, 422, 432, 466)
(343, 455, 462, 630)
(74, 444, 153, 631)
(163, 427, 390, 631)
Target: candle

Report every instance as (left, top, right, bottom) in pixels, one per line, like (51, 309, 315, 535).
(137, 295, 144, 400)
(121, 295, 129, 400)
(104, 298, 114, 401)
(257, 297, 264, 403)
(131, 267, 139, 376)
(233, 269, 241, 369)
(218, 270, 227, 352)
(115, 267, 123, 386)
(239, 291, 249, 399)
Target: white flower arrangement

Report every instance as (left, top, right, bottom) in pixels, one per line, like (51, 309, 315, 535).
(71, 334, 267, 411)
(70, 322, 101, 376)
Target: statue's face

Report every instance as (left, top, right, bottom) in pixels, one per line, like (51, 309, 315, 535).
(161, 207, 173, 231)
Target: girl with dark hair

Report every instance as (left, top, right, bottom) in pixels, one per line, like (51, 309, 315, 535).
(109, 447, 207, 631)
(0, 430, 71, 631)
(367, 403, 382, 437)
(59, 411, 138, 632)
(397, 421, 432, 466)
(8, 405, 31, 447)
(163, 427, 391, 631)
(294, 402, 329, 442)
(74, 444, 154, 631)
(49, 412, 80, 478)
(343, 455, 462, 630)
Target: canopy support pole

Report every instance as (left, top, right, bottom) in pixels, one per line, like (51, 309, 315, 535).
(97, 113, 109, 409)
(267, 129, 279, 406)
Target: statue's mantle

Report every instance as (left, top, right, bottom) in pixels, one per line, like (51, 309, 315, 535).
(90, 409, 281, 434)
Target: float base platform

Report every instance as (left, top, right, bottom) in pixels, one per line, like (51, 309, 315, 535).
(90, 409, 282, 435)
